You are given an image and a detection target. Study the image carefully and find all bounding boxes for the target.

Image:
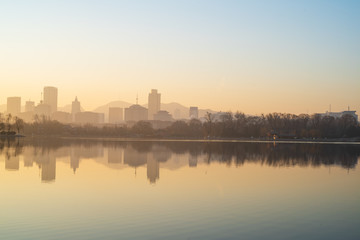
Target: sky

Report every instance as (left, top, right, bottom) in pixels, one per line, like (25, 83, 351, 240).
(0, 0, 359, 114)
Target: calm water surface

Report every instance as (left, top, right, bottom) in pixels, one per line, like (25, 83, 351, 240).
(1, 138, 359, 240)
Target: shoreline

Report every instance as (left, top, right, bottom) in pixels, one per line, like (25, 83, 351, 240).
(20, 135, 360, 144)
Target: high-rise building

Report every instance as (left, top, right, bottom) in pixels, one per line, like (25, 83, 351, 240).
(25, 101, 35, 112)
(75, 112, 104, 124)
(148, 89, 161, 120)
(52, 111, 71, 123)
(7, 97, 21, 115)
(189, 106, 199, 119)
(109, 107, 123, 124)
(43, 86, 58, 113)
(71, 97, 81, 121)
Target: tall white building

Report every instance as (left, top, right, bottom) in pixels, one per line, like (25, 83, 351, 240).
(43, 86, 58, 113)
(148, 89, 161, 120)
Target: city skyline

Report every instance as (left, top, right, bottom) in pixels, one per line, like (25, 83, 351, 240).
(0, 1, 359, 115)
(0, 86, 358, 122)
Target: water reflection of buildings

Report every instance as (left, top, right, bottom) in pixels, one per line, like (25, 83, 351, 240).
(108, 147, 124, 164)
(122, 144, 172, 183)
(32, 154, 56, 182)
(5, 156, 19, 170)
(23, 149, 34, 167)
(1, 140, 360, 184)
(70, 149, 79, 173)
(70, 145, 104, 173)
(124, 145, 147, 173)
(41, 156, 56, 182)
(147, 156, 159, 183)
(189, 155, 198, 167)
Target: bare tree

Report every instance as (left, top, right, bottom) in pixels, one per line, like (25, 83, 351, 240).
(204, 112, 214, 138)
(6, 114, 13, 133)
(14, 117, 24, 134)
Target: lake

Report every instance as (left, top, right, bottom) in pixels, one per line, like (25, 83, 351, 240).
(1, 138, 359, 240)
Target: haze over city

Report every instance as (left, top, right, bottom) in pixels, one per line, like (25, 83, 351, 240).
(1, 1, 360, 240)
(1, 0, 359, 114)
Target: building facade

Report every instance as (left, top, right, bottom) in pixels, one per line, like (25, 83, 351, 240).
(75, 112, 104, 124)
(25, 101, 35, 112)
(125, 104, 148, 122)
(7, 97, 21, 115)
(154, 110, 173, 121)
(109, 107, 123, 124)
(189, 106, 199, 119)
(148, 89, 161, 120)
(43, 86, 58, 113)
(71, 97, 81, 121)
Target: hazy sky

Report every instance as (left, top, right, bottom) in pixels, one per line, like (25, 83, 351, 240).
(0, 0, 359, 114)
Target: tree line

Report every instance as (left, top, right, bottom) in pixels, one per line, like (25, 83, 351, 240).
(12, 111, 360, 139)
(0, 113, 25, 135)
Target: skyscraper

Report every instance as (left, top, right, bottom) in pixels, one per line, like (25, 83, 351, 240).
(148, 89, 161, 120)
(7, 97, 21, 115)
(71, 97, 81, 121)
(43, 86, 58, 113)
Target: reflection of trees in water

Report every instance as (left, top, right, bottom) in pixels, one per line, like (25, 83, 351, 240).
(202, 143, 359, 169)
(2, 138, 359, 169)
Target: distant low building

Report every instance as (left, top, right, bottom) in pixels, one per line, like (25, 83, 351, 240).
(25, 101, 35, 112)
(212, 112, 229, 122)
(125, 104, 148, 122)
(150, 120, 173, 130)
(75, 112, 104, 124)
(154, 110, 173, 121)
(174, 108, 181, 119)
(18, 111, 35, 122)
(34, 103, 51, 117)
(189, 106, 198, 119)
(317, 110, 358, 122)
(52, 111, 71, 123)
